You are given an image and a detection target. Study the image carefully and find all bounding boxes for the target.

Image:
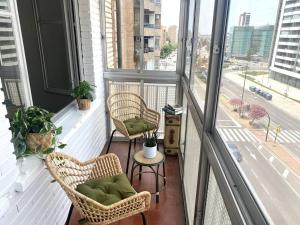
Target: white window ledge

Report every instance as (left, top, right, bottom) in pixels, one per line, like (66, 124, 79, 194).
(14, 99, 102, 192)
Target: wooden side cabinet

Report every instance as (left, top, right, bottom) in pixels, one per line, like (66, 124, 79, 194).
(164, 114, 181, 156)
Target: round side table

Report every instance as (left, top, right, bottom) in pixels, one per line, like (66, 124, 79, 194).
(130, 150, 166, 203)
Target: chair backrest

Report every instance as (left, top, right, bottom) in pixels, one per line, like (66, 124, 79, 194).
(107, 92, 147, 121)
(46, 152, 97, 191)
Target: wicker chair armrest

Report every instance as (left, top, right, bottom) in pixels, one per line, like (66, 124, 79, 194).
(87, 153, 123, 179)
(143, 107, 160, 127)
(112, 117, 130, 137)
(107, 191, 151, 210)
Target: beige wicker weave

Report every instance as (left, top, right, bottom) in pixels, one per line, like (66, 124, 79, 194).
(106, 92, 160, 174)
(46, 152, 151, 225)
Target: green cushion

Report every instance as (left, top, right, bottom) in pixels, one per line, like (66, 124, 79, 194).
(124, 117, 156, 135)
(76, 173, 136, 205)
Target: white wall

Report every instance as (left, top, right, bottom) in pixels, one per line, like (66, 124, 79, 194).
(0, 0, 107, 224)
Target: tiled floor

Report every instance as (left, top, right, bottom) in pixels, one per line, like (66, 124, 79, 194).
(68, 141, 185, 225)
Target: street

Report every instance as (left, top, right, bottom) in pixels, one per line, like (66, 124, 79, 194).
(193, 72, 300, 225)
(221, 72, 300, 159)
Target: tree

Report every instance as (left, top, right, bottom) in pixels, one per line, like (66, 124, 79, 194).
(229, 98, 242, 111)
(249, 104, 267, 125)
(160, 43, 177, 59)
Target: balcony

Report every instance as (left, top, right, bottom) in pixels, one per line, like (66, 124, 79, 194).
(1, 1, 300, 225)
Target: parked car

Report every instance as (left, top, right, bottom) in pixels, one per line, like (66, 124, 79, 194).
(227, 143, 242, 162)
(260, 91, 266, 97)
(265, 93, 273, 100)
(249, 86, 256, 92)
(255, 89, 262, 95)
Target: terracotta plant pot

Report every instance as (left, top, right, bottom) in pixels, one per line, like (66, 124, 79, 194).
(26, 132, 53, 153)
(143, 144, 157, 159)
(77, 99, 91, 110)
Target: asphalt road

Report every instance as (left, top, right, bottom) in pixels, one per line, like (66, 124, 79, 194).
(216, 109, 300, 225)
(191, 73, 300, 225)
(220, 72, 300, 158)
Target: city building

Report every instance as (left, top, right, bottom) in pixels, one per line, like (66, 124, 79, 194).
(167, 25, 178, 43)
(105, 0, 162, 70)
(270, 0, 300, 88)
(230, 26, 254, 58)
(239, 12, 251, 26)
(251, 25, 274, 59)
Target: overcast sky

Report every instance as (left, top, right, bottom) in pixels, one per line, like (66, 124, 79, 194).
(160, 0, 280, 35)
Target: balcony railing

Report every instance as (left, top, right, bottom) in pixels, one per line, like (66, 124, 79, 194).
(144, 47, 154, 53)
(108, 81, 177, 135)
(144, 23, 161, 29)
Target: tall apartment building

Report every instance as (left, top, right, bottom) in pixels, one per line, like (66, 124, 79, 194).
(270, 0, 300, 88)
(144, 0, 161, 70)
(105, 0, 161, 70)
(167, 25, 177, 44)
(251, 25, 274, 58)
(230, 26, 254, 58)
(239, 12, 251, 26)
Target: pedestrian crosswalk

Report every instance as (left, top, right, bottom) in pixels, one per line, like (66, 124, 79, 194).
(269, 130, 300, 144)
(217, 128, 259, 143)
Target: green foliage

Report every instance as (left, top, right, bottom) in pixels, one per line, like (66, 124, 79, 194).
(143, 130, 158, 147)
(71, 81, 95, 101)
(10, 106, 65, 159)
(160, 42, 177, 59)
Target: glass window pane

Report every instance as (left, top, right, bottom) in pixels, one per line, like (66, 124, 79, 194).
(204, 168, 232, 225)
(216, 1, 300, 224)
(180, 93, 188, 160)
(143, 0, 180, 71)
(183, 110, 201, 225)
(184, 0, 195, 78)
(105, 0, 141, 69)
(191, 0, 215, 110)
(0, 1, 27, 119)
(144, 83, 176, 134)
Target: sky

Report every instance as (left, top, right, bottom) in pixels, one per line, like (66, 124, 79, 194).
(161, 0, 180, 27)
(160, 0, 280, 35)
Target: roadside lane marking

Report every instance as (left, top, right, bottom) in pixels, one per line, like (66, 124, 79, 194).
(261, 183, 270, 196)
(269, 156, 274, 163)
(251, 169, 258, 178)
(252, 144, 300, 199)
(244, 129, 260, 143)
(233, 129, 245, 142)
(282, 169, 289, 179)
(240, 129, 251, 142)
(250, 153, 257, 160)
(280, 131, 296, 143)
(223, 129, 234, 141)
(228, 129, 239, 141)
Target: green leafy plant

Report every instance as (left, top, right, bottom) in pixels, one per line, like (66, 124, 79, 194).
(10, 106, 66, 159)
(143, 130, 158, 147)
(71, 81, 95, 101)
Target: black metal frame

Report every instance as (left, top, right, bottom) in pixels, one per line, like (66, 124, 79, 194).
(130, 154, 166, 203)
(106, 129, 132, 175)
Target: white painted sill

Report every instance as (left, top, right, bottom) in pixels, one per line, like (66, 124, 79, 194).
(15, 99, 101, 192)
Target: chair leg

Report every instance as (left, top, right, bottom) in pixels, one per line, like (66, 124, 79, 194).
(134, 138, 137, 147)
(106, 129, 116, 154)
(140, 212, 147, 225)
(126, 140, 132, 175)
(64, 204, 74, 225)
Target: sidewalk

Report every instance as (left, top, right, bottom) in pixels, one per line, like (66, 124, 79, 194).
(223, 71, 300, 121)
(220, 94, 300, 176)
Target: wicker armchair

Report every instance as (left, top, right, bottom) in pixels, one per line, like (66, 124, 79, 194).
(106, 92, 160, 174)
(46, 152, 151, 225)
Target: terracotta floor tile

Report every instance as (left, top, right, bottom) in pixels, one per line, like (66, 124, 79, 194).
(68, 142, 185, 225)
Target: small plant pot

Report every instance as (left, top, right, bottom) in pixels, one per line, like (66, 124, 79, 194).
(143, 144, 157, 159)
(26, 132, 53, 154)
(77, 99, 91, 110)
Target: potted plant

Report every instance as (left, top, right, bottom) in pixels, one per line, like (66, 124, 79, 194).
(71, 81, 95, 110)
(10, 106, 66, 159)
(143, 130, 158, 159)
